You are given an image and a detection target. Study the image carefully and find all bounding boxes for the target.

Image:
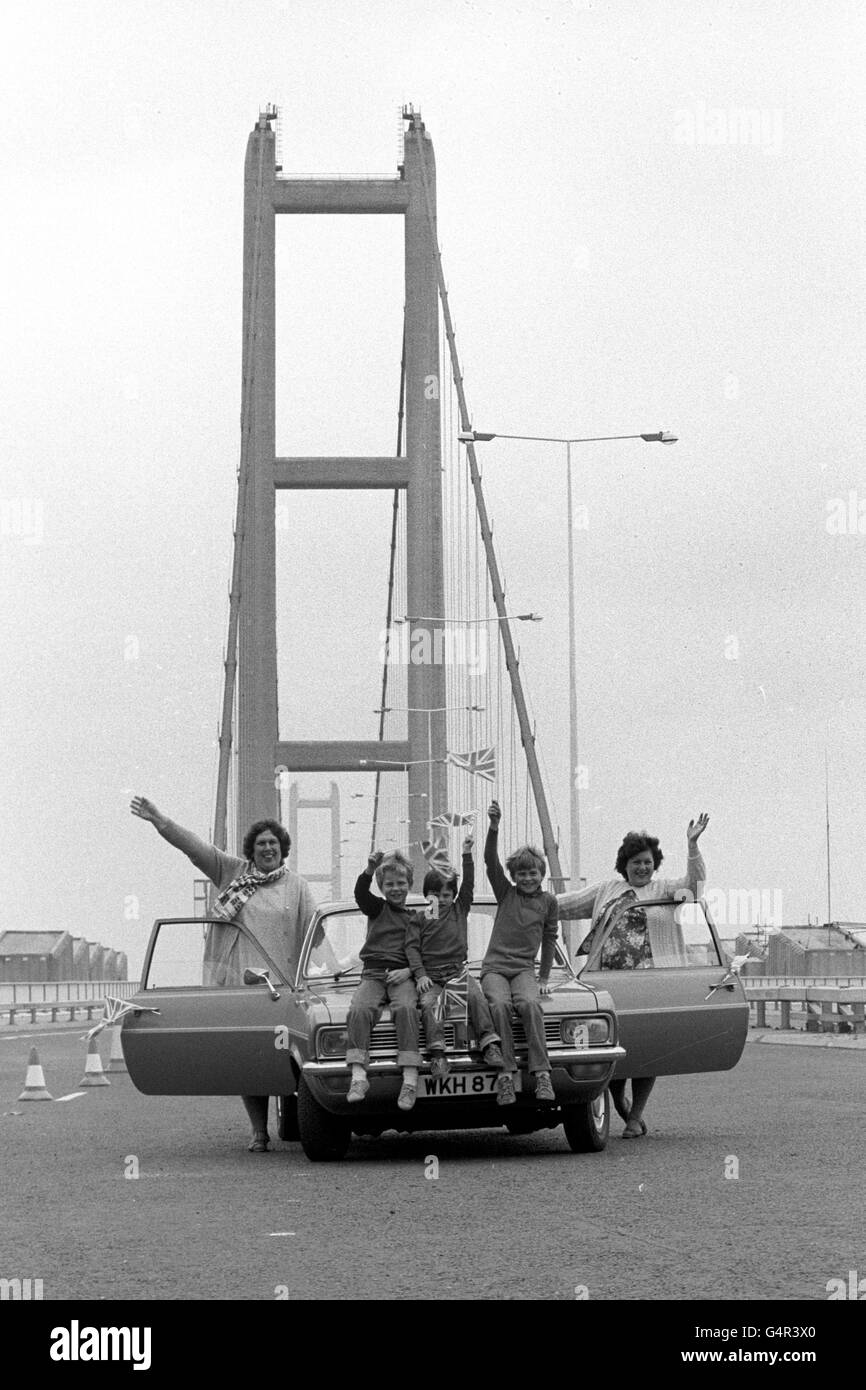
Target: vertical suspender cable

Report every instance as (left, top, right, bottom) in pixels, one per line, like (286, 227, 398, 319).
(370, 319, 408, 855)
(411, 124, 564, 888)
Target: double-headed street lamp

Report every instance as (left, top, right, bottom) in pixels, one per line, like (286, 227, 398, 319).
(459, 427, 677, 888)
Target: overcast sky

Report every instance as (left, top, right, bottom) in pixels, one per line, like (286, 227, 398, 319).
(2, 1, 864, 974)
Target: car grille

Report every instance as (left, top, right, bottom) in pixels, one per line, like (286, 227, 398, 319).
(369, 1016, 568, 1055)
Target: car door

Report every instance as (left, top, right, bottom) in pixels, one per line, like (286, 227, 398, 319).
(579, 898, 748, 1078)
(122, 917, 301, 1096)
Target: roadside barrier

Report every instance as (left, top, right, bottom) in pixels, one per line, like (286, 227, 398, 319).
(18, 1046, 53, 1101)
(78, 1037, 110, 1087)
(744, 983, 866, 1033)
(106, 1026, 127, 1073)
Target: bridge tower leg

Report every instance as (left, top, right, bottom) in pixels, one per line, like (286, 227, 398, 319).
(221, 109, 446, 877)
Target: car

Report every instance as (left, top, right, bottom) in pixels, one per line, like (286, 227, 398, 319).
(121, 894, 748, 1162)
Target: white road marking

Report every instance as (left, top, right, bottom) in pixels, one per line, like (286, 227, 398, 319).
(54, 1092, 86, 1103)
(268, 1232, 297, 1237)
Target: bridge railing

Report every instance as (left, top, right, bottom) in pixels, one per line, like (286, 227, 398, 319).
(742, 980, 866, 1033)
(0, 980, 140, 1005)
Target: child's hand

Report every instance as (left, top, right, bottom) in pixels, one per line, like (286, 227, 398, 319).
(416, 975, 433, 995)
(367, 849, 385, 872)
(385, 967, 410, 985)
(539, 979, 552, 997)
(462, 834, 475, 854)
(488, 800, 501, 826)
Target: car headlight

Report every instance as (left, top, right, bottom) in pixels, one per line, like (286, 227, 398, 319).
(316, 1027, 349, 1059)
(560, 1016, 610, 1046)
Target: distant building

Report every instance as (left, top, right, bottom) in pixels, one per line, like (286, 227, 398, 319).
(71, 937, 91, 979)
(87, 943, 106, 978)
(0, 933, 131, 983)
(0, 931, 74, 982)
(765, 924, 866, 977)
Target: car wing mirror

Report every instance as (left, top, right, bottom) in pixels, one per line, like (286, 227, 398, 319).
(243, 968, 281, 1001)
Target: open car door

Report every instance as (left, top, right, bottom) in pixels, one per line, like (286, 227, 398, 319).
(122, 918, 300, 1096)
(578, 898, 748, 1078)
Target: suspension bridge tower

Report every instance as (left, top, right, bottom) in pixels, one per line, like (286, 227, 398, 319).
(214, 107, 448, 875)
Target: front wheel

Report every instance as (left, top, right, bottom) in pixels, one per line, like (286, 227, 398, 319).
(561, 1089, 610, 1153)
(276, 1093, 299, 1142)
(297, 1078, 351, 1162)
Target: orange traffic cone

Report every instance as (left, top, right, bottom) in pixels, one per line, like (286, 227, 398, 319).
(18, 1046, 53, 1101)
(106, 1026, 127, 1074)
(78, 1036, 110, 1087)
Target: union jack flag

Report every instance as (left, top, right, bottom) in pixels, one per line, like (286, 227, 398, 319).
(430, 810, 475, 829)
(418, 837, 451, 873)
(447, 747, 496, 782)
(433, 967, 469, 1024)
(84, 994, 159, 1040)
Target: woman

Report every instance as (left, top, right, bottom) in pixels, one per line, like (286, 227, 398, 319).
(557, 813, 709, 1138)
(131, 795, 316, 1153)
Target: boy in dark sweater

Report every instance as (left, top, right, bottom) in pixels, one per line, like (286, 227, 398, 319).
(404, 835, 505, 1081)
(482, 800, 559, 1106)
(347, 849, 423, 1110)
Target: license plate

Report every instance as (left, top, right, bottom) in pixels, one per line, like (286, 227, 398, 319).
(420, 1070, 500, 1098)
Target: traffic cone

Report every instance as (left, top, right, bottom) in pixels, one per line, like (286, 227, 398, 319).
(106, 1026, 127, 1074)
(18, 1046, 53, 1101)
(78, 1036, 110, 1087)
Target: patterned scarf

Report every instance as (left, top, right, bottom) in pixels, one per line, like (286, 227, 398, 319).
(211, 861, 286, 922)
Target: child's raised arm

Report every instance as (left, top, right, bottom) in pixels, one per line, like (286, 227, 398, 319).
(457, 836, 475, 912)
(484, 802, 510, 903)
(354, 850, 385, 919)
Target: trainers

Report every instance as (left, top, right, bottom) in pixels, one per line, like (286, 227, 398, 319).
(430, 1054, 450, 1082)
(496, 1074, 516, 1106)
(482, 1042, 505, 1069)
(347, 1077, 369, 1103)
(397, 1083, 417, 1111)
(535, 1072, 555, 1103)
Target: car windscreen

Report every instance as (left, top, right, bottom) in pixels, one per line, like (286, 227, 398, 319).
(302, 901, 569, 982)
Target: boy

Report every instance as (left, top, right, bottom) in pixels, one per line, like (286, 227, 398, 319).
(404, 836, 505, 1081)
(481, 800, 559, 1106)
(347, 849, 423, 1111)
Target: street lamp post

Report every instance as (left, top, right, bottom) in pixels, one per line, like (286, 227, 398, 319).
(460, 427, 677, 888)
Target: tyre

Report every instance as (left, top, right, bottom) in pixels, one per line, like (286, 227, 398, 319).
(275, 1093, 299, 1142)
(561, 1089, 610, 1153)
(297, 1078, 351, 1162)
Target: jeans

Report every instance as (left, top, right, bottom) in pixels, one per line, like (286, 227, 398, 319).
(346, 972, 421, 1067)
(418, 974, 501, 1054)
(481, 970, 550, 1074)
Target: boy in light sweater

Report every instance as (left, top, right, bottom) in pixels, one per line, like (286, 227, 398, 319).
(404, 836, 505, 1080)
(346, 849, 424, 1111)
(481, 800, 559, 1107)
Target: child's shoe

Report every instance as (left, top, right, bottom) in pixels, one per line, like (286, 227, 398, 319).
(347, 1077, 369, 1103)
(430, 1053, 450, 1082)
(495, 1074, 516, 1106)
(482, 1042, 505, 1069)
(397, 1083, 417, 1111)
(535, 1072, 555, 1102)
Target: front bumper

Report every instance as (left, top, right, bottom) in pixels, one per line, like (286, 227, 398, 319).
(302, 1044, 626, 1115)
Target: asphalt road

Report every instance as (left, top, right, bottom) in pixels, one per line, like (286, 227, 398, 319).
(1, 1025, 863, 1301)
